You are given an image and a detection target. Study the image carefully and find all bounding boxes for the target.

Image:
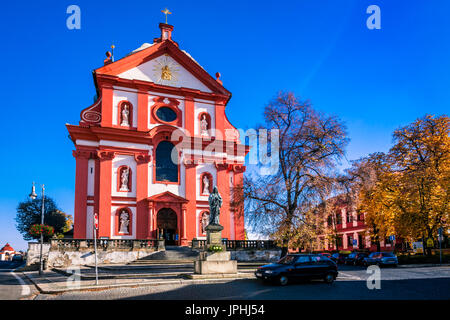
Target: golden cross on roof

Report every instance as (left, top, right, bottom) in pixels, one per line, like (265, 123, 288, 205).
(161, 8, 172, 24)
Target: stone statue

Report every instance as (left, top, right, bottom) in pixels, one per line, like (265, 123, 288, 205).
(120, 167, 129, 191)
(119, 211, 129, 233)
(200, 114, 209, 136)
(121, 105, 130, 126)
(208, 186, 222, 225)
(202, 175, 210, 195)
(201, 212, 209, 234)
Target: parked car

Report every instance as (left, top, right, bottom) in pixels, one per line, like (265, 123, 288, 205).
(345, 252, 369, 266)
(353, 252, 369, 266)
(363, 252, 398, 267)
(331, 253, 349, 264)
(12, 255, 23, 262)
(319, 253, 332, 259)
(255, 254, 338, 286)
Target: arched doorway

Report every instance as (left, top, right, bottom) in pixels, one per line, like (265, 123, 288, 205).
(157, 208, 178, 245)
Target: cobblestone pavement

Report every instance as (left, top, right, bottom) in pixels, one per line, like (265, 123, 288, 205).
(34, 265, 450, 300)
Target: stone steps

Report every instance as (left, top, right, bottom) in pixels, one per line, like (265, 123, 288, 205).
(133, 246, 200, 262)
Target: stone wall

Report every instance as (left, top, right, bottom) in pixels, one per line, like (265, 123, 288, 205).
(26, 242, 161, 268)
(230, 249, 282, 262)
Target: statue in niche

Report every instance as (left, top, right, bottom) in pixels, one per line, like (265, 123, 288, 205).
(208, 186, 222, 226)
(120, 167, 130, 191)
(121, 104, 130, 126)
(201, 212, 210, 234)
(119, 211, 129, 234)
(202, 175, 210, 195)
(200, 114, 209, 136)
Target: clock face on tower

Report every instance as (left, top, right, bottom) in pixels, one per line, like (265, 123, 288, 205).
(152, 54, 180, 86)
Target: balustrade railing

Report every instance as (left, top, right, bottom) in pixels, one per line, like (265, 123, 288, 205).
(50, 238, 164, 251)
(191, 239, 279, 250)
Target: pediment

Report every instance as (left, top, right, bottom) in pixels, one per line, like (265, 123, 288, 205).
(148, 191, 188, 203)
(95, 41, 230, 96)
(118, 53, 213, 93)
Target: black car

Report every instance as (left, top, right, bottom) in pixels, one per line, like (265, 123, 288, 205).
(345, 252, 369, 266)
(331, 253, 349, 264)
(255, 254, 338, 286)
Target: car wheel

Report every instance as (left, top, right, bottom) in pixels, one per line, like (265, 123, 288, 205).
(278, 275, 289, 286)
(324, 273, 335, 284)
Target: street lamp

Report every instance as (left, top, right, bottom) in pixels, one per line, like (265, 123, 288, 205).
(29, 182, 45, 276)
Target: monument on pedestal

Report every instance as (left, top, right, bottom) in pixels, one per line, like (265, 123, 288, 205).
(194, 186, 237, 275)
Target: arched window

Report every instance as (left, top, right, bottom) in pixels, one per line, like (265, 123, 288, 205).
(155, 141, 178, 182)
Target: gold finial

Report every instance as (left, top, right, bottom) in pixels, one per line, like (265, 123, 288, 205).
(161, 8, 172, 24)
(111, 44, 115, 62)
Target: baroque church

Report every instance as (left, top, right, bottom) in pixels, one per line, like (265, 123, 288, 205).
(67, 22, 248, 245)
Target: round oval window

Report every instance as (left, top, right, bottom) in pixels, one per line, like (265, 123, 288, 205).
(156, 107, 177, 122)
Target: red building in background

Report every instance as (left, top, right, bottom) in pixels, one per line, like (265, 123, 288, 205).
(317, 199, 402, 252)
(67, 23, 248, 245)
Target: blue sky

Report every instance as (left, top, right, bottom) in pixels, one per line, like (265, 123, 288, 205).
(1, 1, 449, 250)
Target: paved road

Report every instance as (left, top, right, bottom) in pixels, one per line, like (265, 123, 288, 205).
(0, 261, 36, 300)
(35, 265, 450, 300)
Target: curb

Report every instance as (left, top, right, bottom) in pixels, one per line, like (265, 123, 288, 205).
(22, 271, 255, 294)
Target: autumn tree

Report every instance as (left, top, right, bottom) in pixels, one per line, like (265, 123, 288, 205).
(350, 115, 449, 255)
(344, 152, 389, 251)
(238, 92, 348, 257)
(388, 115, 449, 254)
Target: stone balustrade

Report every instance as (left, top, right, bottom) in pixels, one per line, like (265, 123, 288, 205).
(49, 238, 164, 251)
(192, 239, 279, 250)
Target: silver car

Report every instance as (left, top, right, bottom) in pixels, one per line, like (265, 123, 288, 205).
(363, 252, 398, 267)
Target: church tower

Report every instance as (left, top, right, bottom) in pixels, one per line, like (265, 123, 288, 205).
(66, 22, 247, 245)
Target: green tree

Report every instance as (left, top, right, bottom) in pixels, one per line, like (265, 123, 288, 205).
(15, 196, 69, 241)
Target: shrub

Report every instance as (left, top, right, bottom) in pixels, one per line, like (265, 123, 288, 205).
(208, 245, 223, 253)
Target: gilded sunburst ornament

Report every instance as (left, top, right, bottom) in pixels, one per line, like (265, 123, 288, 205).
(152, 54, 180, 85)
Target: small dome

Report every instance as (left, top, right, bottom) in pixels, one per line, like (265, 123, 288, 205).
(0, 243, 14, 253)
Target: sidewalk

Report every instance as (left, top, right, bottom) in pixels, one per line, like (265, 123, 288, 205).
(22, 269, 256, 294)
(397, 263, 450, 268)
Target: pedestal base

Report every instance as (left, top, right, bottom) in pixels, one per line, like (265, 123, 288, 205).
(194, 260, 237, 274)
(194, 223, 237, 275)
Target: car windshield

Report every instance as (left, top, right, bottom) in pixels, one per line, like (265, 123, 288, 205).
(278, 255, 297, 265)
(369, 253, 378, 258)
(382, 252, 395, 257)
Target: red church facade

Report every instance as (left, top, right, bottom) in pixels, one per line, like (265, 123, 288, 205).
(67, 23, 248, 245)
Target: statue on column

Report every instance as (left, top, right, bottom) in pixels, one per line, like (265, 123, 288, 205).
(121, 104, 130, 126)
(208, 186, 222, 226)
(200, 114, 209, 136)
(120, 167, 130, 191)
(119, 211, 130, 233)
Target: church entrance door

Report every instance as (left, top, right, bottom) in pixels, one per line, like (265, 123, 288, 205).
(157, 208, 178, 245)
